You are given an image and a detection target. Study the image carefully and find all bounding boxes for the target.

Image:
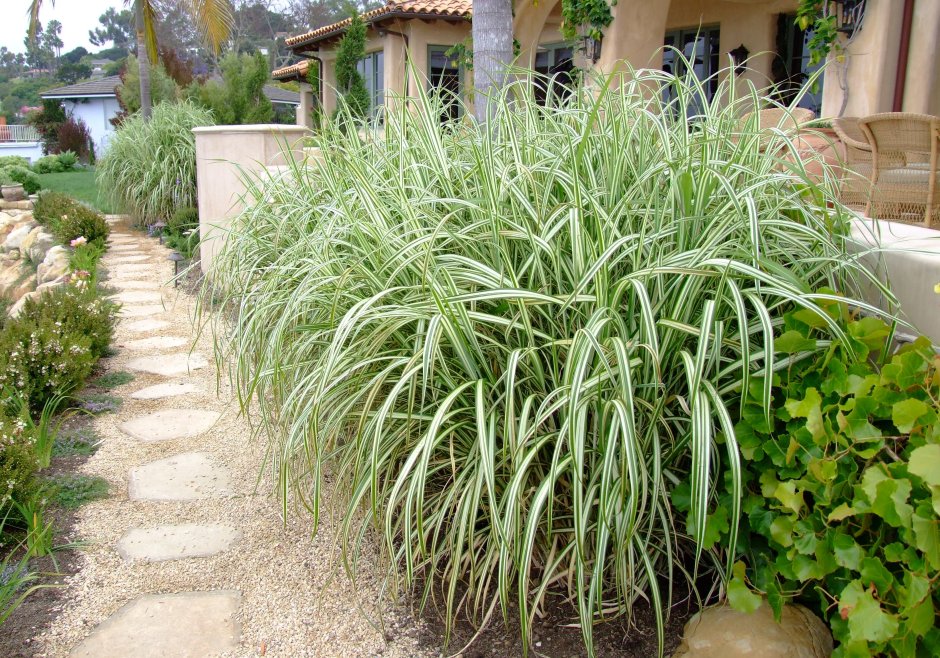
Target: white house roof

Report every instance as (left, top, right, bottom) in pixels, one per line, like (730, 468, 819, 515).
(40, 75, 121, 99)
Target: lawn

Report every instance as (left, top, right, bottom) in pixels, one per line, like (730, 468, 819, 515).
(36, 168, 114, 214)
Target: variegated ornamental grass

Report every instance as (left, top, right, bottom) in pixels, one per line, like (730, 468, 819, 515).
(201, 67, 892, 654)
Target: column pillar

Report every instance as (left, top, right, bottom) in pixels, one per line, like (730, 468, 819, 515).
(296, 82, 315, 129)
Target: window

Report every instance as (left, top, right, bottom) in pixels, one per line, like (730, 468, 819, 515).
(534, 43, 575, 106)
(774, 14, 825, 115)
(428, 46, 462, 122)
(663, 27, 721, 111)
(356, 50, 384, 118)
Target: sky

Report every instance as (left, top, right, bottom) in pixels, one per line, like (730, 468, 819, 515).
(1, 0, 123, 55)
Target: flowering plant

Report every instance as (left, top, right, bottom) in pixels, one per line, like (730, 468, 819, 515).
(69, 236, 87, 247)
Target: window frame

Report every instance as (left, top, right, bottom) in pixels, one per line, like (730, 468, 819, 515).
(356, 49, 385, 119)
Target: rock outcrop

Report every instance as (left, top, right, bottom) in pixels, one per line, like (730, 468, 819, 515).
(0, 207, 69, 315)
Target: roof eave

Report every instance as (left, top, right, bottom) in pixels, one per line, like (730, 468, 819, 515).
(40, 93, 117, 99)
(288, 11, 469, 53)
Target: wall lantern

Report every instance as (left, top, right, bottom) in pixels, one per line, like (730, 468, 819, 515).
(729, 44, 749, 75)
(832, 0, 866, 36)
(580, 34, 602, 64)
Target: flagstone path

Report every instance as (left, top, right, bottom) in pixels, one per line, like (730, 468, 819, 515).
(31, 224, 430, 657)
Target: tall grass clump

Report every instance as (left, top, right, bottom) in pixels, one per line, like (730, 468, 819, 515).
(97, 101, 214, 226)
(201, 66, 892, 655)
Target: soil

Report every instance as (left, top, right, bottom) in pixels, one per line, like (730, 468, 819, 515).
(418, 584, 693, 657)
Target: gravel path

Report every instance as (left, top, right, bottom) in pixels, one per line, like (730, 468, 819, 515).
(31, 225, 430, 657)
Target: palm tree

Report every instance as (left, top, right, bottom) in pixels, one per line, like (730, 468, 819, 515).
(29, 0, 234, 120)
(471, 0, 514, 123)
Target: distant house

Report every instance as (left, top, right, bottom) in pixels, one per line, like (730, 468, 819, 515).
(40, 76, 122, 156)
(40, 77, 301, 156)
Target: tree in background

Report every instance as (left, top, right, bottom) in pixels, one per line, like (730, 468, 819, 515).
(30, 0, 233, 121)
(28, 99, 66, 154)
(89, 7, 135, 52)
(56, 61, 92, 84)
(43, 20, 64, 68)
(115, 55, 180, 118)
(333, 10, 369, 120)
(186, 52, 273, 124)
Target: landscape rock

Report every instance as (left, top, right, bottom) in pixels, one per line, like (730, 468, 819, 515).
(0, 259, 34, 299)
(25, 229, 57, 263)
(37, 246, 70, 284)
(673, 602, 832, 658)
(8, 289, 41, 317)
(3, 221, 38, 251)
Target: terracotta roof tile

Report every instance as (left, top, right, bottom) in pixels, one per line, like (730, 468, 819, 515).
(272, 59, 312, 80)
(285, 0, 471, 49)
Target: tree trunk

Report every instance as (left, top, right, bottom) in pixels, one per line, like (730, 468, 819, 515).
(471, 0, 514, 124)
(135, 0, 152, 120)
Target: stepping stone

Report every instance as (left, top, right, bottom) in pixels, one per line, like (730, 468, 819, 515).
(127, 352, 208, 376)
(108, 255, 150, 264)
(119, 409, 220, 442)
(119, 304, 166, 318)
(131, 382, 199, 400)
(113, 279, 159, 290)
(69, 591, 240, 657)
(129, 452, 232, 501)
(114, 290, 163, 304)
(124, 335, 188, 351)
(108, 244, 140, 251)
(113, 267, 154, 278)
(116, 524, 241, 562)
(123, 318, 170, 333)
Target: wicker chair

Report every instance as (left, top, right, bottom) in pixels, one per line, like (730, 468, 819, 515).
(832, 117, 872, 210)
(859, 112, 940, 227)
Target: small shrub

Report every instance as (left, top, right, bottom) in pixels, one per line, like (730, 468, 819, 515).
(166, 206, 199, 258)
(33, 191, 76, 230)
(52, 427, 101, 457)
(47, 473, 109, 509)
(54, 202, 110, 247)
(69, 242, 105, 284)
(55, 118, 92, 162)
(32, 155, 66, 174)
(56, 151, 78, 170)
(0, 166, 42, 195)
(0, 415, 39, 513)
(17, 285, 117, 360)
(91, 371, 134, 390)
(0, 156, 30, 170)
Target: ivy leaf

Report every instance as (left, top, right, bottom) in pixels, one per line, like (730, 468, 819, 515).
(912, 508, 940, 570)
(776, 329, 816, 353)
(861, 467, 913, 528)
(907, 597, 935, 637)
(832, 532, 863, 570)
(785, 387, 825, 441)
(839, 580, 900, 643)
(701, 506, 729, 549)
(892, 398, 930, 433)
(727, 562, 762, 614)
(908, 445, 940, 486)
(828, 503, 856, 522)
(773, 480, 804, 515)
(859, 556, 894, 593)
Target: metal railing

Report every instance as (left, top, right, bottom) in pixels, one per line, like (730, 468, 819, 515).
(0, 125, 41, 143)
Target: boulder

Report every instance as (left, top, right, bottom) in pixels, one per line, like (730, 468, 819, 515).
(673, 602, 832, 658)
(37, 245, 70, 285)
(25, 229, 56, 263)
(0, 212, 16, 240)
(0, 259, 34, 299)
(3, 221, 38, 251)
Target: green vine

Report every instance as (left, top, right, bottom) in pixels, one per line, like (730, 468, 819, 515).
(560, 0, 615, 41)
(796, 0, 851, 66)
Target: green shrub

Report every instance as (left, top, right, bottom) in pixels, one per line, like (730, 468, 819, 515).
(0, 414, 39, 513)
(33, 191, 109, 246)
(0, 285, 117, 411)
(0, 166, 42, 195)
(17, 284, 117, 360)
(52, 427, 100, 457)
(33, 191, 72, 228)
(91, 371, 134, 390)
(97, 100, 214, 225)
(56, 151, 78, 170)
(700, 311, 940, 657)
(0, 156, 30, 170)
(166, 206, 199, 258)
(32, 155, 65, 174)
(202, 68, 889, 653)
